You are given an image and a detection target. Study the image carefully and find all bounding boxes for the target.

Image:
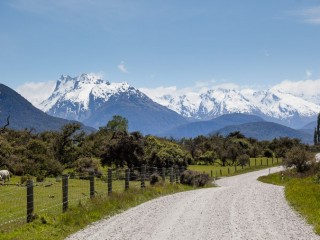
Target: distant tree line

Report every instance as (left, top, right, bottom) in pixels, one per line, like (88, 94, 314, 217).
(0, 115, 314, 178)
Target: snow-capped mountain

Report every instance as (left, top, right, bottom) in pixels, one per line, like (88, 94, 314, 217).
(41, 73, 142, 121)
(40, 73, 187, 134)
(141, 86, 320, 128)
(40, 73, 320, 132)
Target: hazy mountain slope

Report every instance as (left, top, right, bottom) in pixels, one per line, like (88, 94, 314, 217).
(161, 113, 265, 138)
(0, 84, 90, 132)
(215, 121, 312, 143)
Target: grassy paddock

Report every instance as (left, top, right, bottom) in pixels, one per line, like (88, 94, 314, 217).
(258, 171, 320, 235)
(0, 175, 149, 233)
(0, 183, 196, 240)
(189, 157, 282, 177)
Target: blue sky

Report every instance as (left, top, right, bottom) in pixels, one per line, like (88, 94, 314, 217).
(1, 0, 320, 91)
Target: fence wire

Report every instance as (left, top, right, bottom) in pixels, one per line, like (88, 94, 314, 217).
(0, 165, 186, 231)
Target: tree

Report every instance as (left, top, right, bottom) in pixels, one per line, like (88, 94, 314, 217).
(237, 154, 250, 167)
(144, 136, 191, 168)
(283, 146, 312, 173)
(52, 123, 83, 165)
(104, 115, 128, 138)
(101, 131, 144, 168)
(263, 148, 273, 158)
(198, 151, 216, 165)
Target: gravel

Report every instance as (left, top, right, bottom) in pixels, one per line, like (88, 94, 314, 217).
(66, 167, 320, 240)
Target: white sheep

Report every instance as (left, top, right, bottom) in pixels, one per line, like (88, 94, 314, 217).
(0, 170, 10, 182)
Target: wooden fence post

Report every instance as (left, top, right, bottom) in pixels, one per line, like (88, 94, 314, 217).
(228, 168, 230, 175)
(141, 165, 146, 189)
(180, 166, 184, 183)
(267, 158, 269, 166)
(260, 158, 262, 166)
(162, 167, 166, 182)
(170, 167, 174, 184)
(90, 173, 95, 199)
(108, 169, 112, 195)
(220, 169, 222, 176)
(210, 170, 213, 177)
(235, 165, 237, 172)
(125, 169, 130, 191)
(27, 179, 34, 223)
(255, 158, 257, 167)
(62, 175, 69, 213)
(175, 166, 179, 183)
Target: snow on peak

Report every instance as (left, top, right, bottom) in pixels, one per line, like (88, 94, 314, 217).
(40, 73, 136, 116)
(141, 84, 320, 122)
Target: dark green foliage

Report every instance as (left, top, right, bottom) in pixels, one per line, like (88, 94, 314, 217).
(73, 157, 101, 175)
(150, 173, 162, 185)
(144, 136, 190, 168)
(180, 170, 210, 187)
(101, 130, 144, 168)
(263, 149, 273, 158)
(237, 154, 250, 167)
(53, 123, 83, 165)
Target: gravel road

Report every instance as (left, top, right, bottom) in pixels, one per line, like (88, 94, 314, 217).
(66, 167, 319, 240)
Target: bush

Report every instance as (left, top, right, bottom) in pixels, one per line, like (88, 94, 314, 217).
(180, 170, 210, 187)
(283, 146, 312, 173)
(20, 175, 33, 185)
(150, 173, 162, 185)
(36, 175, 45, 182)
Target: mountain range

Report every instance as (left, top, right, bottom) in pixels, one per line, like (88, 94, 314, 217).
(144, 86, 320, 129)
(3, 73, 318, 143)
(40, 74, 187, 135)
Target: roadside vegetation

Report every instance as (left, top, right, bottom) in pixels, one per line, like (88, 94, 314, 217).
(259, 147, 320, 235)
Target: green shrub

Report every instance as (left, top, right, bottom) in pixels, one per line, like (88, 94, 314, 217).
(36, 175, 45, 182)
(314, 172, 320, 184)
(150, 173, 161, 185)
(20, 174, 33, 185)
(180, 170, 210, 187)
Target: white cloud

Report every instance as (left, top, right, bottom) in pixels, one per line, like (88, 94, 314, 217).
(16, 81, 56, 108)
(271, 79, 320, 104)
(118, 61, 128, 73)
(294, 6, 320, 25)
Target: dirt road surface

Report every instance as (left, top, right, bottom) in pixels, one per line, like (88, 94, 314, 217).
(66, 167, 319, 240)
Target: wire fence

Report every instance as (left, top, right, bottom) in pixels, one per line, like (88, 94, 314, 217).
(0, 165, 185, 230)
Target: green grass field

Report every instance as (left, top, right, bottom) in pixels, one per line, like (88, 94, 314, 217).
(258, 171, 320, 235)
(189, 157, 282, 177)
(0, 175, 149, 233)
(0, 183, 195, 240)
